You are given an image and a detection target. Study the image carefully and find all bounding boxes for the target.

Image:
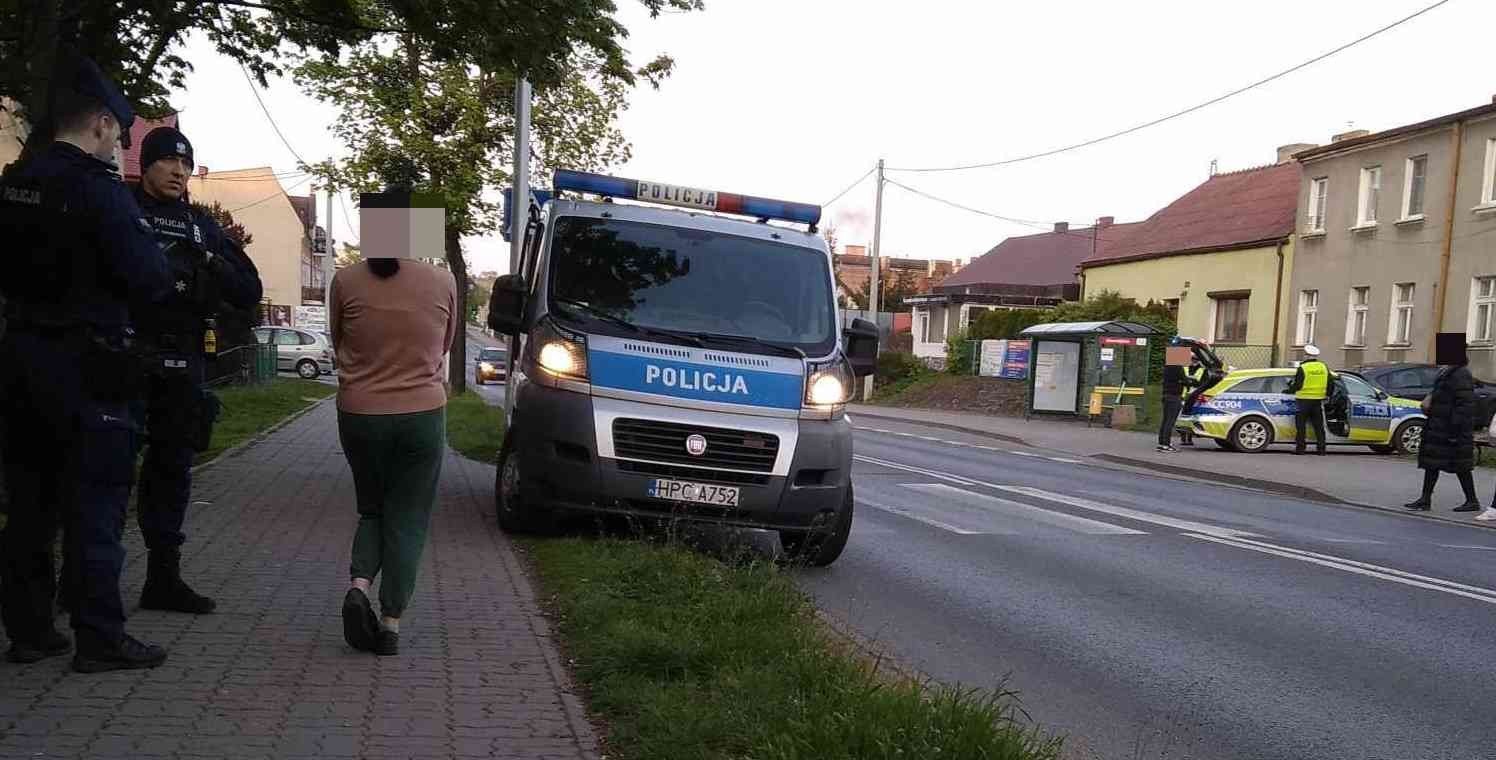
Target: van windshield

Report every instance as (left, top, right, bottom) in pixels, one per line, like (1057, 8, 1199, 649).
(547, 216, 837, 356)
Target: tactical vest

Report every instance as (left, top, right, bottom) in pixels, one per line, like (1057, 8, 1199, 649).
(135, 202, 214, 344)
(0, 171, 104, 327)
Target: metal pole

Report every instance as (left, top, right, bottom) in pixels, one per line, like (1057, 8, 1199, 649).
(863, 159, 884, 401)
(504, 77, 531, 418)
(324, 187, 334, 313)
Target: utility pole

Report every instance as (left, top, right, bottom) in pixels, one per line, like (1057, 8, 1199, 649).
(504, 77, 532, 418)
(863, 158, 885, 401)
(324, 187, 335, 313)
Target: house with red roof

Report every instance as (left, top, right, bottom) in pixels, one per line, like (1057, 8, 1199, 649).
(906, 217, 1138, 361)
(1079, 148, 1307, 368)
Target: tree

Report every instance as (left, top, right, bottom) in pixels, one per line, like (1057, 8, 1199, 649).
(292, 2, 700, 394)
(192, 200, 253, 248)
(855, 267, 919, 313)
(0, 0, 701, 169)
(335, 241, 362, 268)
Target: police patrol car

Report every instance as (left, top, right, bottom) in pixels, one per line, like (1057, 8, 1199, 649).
(484, 170, 878, 566)
(1180, 367, 1426, 454)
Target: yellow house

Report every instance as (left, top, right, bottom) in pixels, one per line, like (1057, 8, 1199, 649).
(1080, 158, 1304, 368)
(187, 167, 327, 326)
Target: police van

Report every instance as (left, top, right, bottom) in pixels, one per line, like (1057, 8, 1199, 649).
(485, 170, 878, 566)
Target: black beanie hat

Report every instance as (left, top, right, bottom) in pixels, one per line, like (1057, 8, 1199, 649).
(140, 126, 194, 171)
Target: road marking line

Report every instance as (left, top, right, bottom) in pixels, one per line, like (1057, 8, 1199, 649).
(854, 455, 979, 486)
(994, 485, 1256, 539)
(1009, 451, 1042, 458)
(1046, 457, 1086, 464)
(1321, 538, 1387, 545)
(1218, 534, 1496, 599)
(853, 454, 1251, 538)
(940, 440, 967, 446)
(904, 484, 1147, 535)
(858, 497, 982, 535)
(1439, 544, 1496, 552)
(1186, 533, 1496, 606)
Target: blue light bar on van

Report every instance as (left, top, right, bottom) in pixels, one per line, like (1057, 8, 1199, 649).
(553, 169, 822, 227)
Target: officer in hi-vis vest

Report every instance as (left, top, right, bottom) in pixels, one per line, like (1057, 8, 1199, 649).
(1286, 344, 1333, 456)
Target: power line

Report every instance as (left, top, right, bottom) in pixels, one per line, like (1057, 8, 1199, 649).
(883, 178, 1129, 244)
(239, 61, 311, 167)
(338, 193, 360, 244)
(887, 0, 1455, 174)
(228, 173, 314, 213)
(821, 165, 875, 208)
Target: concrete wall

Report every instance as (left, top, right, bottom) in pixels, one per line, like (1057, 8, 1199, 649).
(1082, 242, 1294, 364)
(1292, 112, 1496, 378)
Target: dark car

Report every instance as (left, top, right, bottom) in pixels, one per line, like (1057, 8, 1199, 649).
(1352, 362, 1496, 427)
(475, 346, 508, 385)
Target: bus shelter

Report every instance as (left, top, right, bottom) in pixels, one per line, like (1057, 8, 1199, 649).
(1019, 321, 1162, 418)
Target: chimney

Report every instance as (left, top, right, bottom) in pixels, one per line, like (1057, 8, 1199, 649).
(1053, 222, 1069, 233)
(1276, 143, 1319, 164)
(197, 166, 208, 177)
(1096, 216, 1114, 228)
(1332, 129, 1370, 143)
(844, 244, 867, 257)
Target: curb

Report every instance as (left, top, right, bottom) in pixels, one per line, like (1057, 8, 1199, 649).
(190, 394, 336, 475)
(850, 408, 1496, 533)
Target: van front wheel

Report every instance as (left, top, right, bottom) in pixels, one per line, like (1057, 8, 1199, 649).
(780, 487, 854, 568)
(495, 436, 551, 534)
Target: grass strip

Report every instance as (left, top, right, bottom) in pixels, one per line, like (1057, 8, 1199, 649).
(445, 390, 505, 463)
(196, 379, 336, 465)
(523, 537, 1062, 760)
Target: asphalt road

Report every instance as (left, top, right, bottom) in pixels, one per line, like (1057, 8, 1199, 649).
(798, 416, 1496, 760)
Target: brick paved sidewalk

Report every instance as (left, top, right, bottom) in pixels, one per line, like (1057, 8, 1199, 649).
(0, 400, 600, 760)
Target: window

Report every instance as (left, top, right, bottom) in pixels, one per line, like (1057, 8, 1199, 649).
(1345, 287, 1370, 346)
(1472, 276, 1496, 343)
(1296, 290, 1318, 345)
(254, 328, 271, 345)
(298, 331, 318, 346)
(1484, 138, 1496, 206)
(1402, 155, 1427, 219)
(1231, 375, 1292, 394)
(1340, 374, 1379, 400)
(1213, 295, 1249, 343)
(274, 330, 301, 346)
(1356, 166, 1381, 226)
(1308, 177, 1329, 232)
(1162, 298, 1180, 323)
(1389, 283, 1415, 345)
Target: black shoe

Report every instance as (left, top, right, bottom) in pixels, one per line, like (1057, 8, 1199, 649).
(1403, 499, 1432, 511)
(342, 589, 378, 652)
(5, 628, 72, 664)
(374, 629, 399, 657)
(1453, 502, 1483, 513)
(140, 549, 217, 614)
(72, 634, 167, 673)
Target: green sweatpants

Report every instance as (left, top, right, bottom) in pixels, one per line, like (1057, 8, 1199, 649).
(338, 406, 445, 618)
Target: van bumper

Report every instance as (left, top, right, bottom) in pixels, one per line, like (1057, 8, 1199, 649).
(513, 384, 852, 531)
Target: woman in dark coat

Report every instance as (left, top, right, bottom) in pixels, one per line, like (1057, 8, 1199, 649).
(1404, 355, 1480, 511)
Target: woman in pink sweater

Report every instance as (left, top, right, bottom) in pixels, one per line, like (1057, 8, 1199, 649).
(329, 256, 456, 656)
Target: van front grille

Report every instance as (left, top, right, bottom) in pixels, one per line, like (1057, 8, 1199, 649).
(612, 418, 779, 473)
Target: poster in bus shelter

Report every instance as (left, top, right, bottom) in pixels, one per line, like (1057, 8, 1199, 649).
(1000, 340, 1031, 380)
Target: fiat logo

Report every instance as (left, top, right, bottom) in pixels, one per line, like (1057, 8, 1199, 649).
(685, 434, 708, 457)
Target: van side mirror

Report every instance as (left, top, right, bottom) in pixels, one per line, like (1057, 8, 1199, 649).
(844, 318, 879, 377)
(486, 274, 528, 336)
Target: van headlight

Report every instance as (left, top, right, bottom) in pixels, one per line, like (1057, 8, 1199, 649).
(531, 319, 588, 380)
(805, 357, 854, 407)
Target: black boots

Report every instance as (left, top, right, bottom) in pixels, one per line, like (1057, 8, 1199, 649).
(72, 632, 168, 673)
(140, 548, 216, 614)
(5, 626, 72, 664)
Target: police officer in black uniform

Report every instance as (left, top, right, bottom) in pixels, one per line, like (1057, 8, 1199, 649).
(0, 53, 173, 671)
(130, 126, 262, 614)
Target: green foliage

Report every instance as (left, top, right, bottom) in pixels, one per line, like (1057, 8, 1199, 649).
(946, 330, 976, 375)
(524, 537, 1063, 760)
(968, 308, 1047, 340)
(191, 200, 253, 249)
(876, 351, 928, 385)
(445, 391, 505, 464)
(196, 379, 335, 465)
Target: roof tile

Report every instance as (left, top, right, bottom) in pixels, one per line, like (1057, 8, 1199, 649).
(941, 221, 1141, 288)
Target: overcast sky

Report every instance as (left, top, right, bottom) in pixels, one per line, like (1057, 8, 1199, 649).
(172, 0, 1494, 275)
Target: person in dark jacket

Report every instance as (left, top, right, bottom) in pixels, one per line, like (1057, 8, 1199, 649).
(1404, 334, 1480, 512)
(1157, 343, 1199, 453)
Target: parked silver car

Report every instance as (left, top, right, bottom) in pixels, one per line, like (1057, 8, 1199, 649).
(254, 327, 336, 379)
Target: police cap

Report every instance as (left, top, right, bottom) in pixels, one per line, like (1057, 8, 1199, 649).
(55, 51, 136, 148)
(140, 127, 194, 171)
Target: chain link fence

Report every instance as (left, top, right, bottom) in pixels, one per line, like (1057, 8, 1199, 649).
(1213, 344, 1276, 369)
